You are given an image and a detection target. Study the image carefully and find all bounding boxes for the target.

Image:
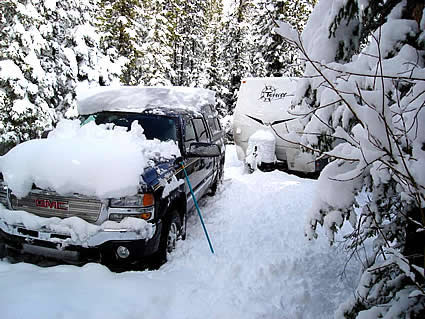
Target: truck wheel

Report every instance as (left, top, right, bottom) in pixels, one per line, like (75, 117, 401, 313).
(209, 164, 224, 196)
(181, 213, 187, 241)
(149, 210, 181, 269)
(166, 213, 180, 254)
(0, 242, 6, 259)
(209, 177, 219, 196)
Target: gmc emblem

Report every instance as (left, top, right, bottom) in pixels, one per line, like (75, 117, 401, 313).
(35, 199, 69, 211)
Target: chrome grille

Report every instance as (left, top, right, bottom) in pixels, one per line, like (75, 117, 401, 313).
(11, 191, 101, 223)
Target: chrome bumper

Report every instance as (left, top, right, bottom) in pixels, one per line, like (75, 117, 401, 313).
(0, 219, 156, 248)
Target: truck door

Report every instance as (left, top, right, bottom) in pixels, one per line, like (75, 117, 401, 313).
(183, 118, 214, 206)
(193, 118, 214, 198)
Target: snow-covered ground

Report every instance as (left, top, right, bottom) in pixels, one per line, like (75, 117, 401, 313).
(0, 145, 360, 319)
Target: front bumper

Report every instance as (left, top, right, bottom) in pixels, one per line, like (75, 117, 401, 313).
(0, 220, 162, 265)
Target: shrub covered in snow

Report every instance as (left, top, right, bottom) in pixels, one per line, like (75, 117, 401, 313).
(277, 0, 425, 317)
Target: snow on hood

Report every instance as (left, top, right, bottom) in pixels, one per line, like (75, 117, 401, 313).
(0, 119, 180, 199)
(77, 86, 216, 115)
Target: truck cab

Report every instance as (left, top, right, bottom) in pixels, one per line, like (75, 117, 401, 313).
(0, 86, 225, 269)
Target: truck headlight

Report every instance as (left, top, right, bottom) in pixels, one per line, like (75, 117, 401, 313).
(108, 193, 155, 222)
(110, 193, 154, 208)
(108, 207, 154, 222)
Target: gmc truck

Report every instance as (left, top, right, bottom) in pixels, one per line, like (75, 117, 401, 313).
(0, 86, 225, 269)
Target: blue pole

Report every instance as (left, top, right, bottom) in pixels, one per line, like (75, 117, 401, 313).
(180, 162, 215, 254)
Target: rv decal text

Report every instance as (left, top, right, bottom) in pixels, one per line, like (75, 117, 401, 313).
(259, 85, 291, 102)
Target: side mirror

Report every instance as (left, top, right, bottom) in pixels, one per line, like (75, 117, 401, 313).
(187, 142, 221, 157)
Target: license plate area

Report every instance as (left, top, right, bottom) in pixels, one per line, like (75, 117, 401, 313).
(17, 227, 71, 241)
(17, 227, 38, 237)
(22, 244, 79, 261)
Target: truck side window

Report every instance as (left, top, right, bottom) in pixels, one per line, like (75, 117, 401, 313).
(207, 117, 217, 133)
(185, 120, 197, 149)
(214, 118, 222, 130)
(192, 118, 208, 142)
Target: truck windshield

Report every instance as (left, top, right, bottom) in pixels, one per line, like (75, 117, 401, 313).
(80, 112, 178, 142)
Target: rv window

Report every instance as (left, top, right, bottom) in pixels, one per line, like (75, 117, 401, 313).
(193, 118, 208, 142)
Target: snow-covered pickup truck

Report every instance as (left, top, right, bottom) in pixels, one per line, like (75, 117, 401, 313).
(0, 86, 225, 268)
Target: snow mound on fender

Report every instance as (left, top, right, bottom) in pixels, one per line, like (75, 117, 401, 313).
(0, 119, 180, 199)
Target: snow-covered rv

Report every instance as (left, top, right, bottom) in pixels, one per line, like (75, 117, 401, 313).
(233, 77, 326, 174)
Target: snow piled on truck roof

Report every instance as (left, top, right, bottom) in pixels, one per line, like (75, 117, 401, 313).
(0, 119, 180, 199)
(77, 86, 216, 115)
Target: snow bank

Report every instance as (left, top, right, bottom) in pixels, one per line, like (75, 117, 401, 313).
(77, 86, 216, 115)
(0, 146, 360, 319)
(0, 119, 180, 199)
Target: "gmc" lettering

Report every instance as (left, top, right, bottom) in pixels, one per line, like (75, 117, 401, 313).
(35, 199, 68, 211)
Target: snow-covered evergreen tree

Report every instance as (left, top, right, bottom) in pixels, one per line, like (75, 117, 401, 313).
(0, 0, 120, 154)
(277, 0, 425, 317)
(221, 0, 255, 113)
(97, 0, 145, 85)
(170, 0, 209, 87)
(251, 0, 316, 77)
(137, 0, 174, 86)
(0, 0, 56, 152)
(202, 0, 228, 115)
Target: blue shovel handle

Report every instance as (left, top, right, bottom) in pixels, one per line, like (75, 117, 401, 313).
(180, 162, 215, 254)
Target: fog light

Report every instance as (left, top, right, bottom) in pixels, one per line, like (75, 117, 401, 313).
(116, 246, 130, 259)
(140, 212, 152, 220)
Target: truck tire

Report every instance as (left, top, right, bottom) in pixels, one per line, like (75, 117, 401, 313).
(209, 163, 224, 196)
(0, 242, 6, 259)
(149, 210, 181, 269)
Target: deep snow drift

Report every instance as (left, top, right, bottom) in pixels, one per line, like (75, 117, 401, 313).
(0, 146, 360, 319)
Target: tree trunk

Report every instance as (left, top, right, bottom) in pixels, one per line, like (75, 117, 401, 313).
(404, 207, 425, 281)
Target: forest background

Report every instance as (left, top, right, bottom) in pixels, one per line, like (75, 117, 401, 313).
(0, 0, 315, 153)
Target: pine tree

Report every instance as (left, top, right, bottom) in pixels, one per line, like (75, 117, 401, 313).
(138, 0, 174, 86)
(277, 0, 425, 317)
(251, 0, 316, 77)
(97, 0, 146, 85)
(203, 0, 228, 115)
(221, 0, 255, 113)
(169, 0, 209, 87)
(0, 0, 120, 154)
